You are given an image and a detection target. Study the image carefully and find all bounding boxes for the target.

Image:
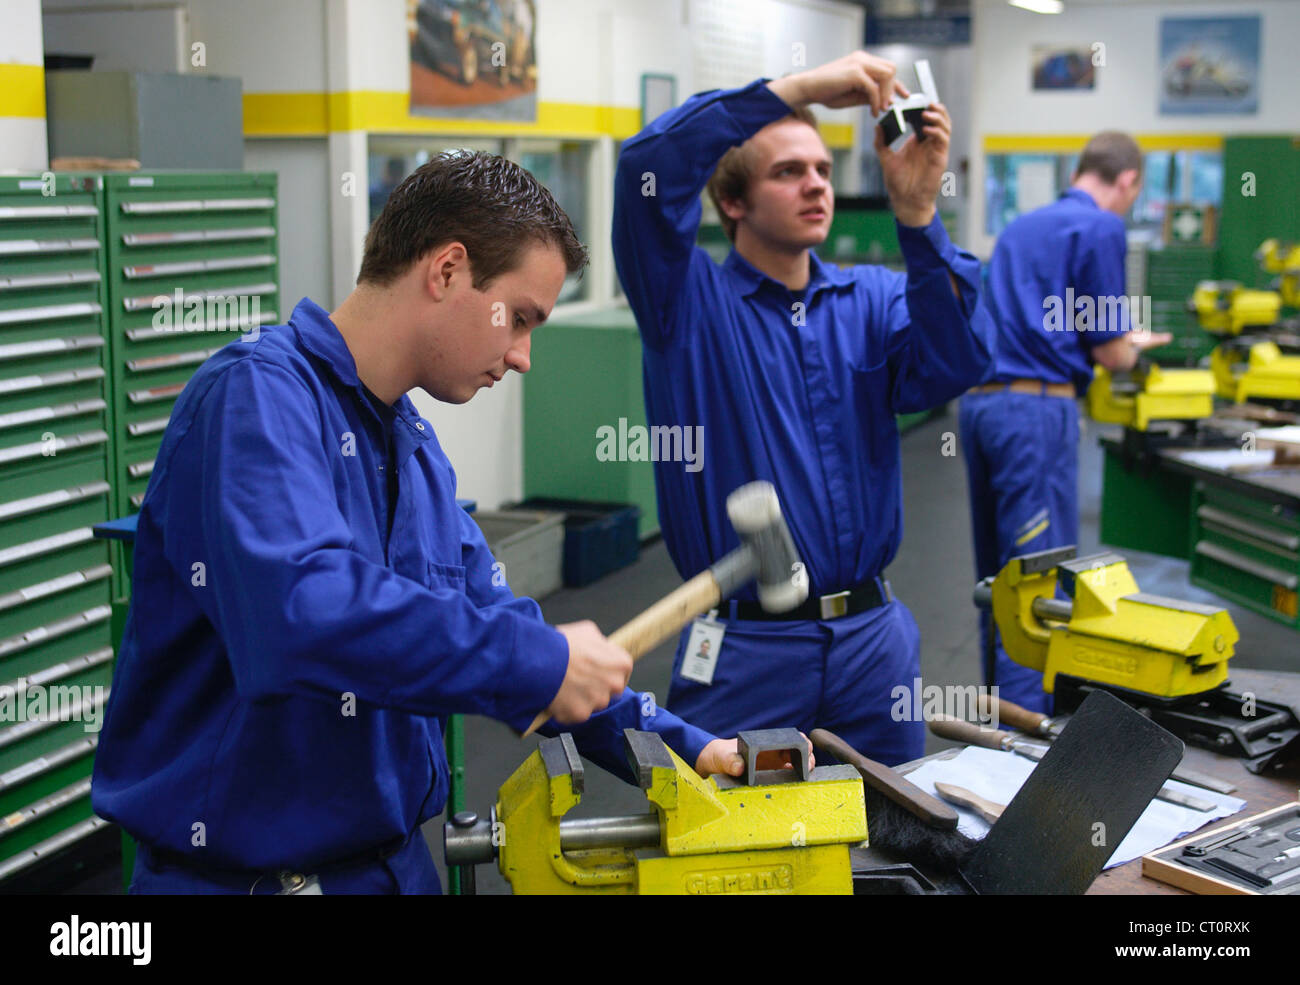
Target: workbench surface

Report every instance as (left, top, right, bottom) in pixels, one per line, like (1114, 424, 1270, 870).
(862, 668, 1300, 895)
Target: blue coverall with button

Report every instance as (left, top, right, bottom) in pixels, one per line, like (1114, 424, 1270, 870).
(91, 298, 716, 894)
(960, 187, 1131, 713)
(612, 80, 995, 766)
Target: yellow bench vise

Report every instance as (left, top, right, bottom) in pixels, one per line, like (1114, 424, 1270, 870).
(1256, 238, 1300, 306)
(1088, 363, 1215, 431)
(1212, 339, 1300, 403)
(980, 546, 1237, 701)
(1190, 280, 1282, 335)
(444, 728, 867, 894)
(975, 547, 1300, 764)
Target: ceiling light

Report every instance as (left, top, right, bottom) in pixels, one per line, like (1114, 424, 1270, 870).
(1009, 0, 1065, 13)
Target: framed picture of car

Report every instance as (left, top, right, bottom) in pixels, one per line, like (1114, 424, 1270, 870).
(1031, 46, 1097, 91)
(409, 0, 538, 121)
(1159, 15, 1259, 116)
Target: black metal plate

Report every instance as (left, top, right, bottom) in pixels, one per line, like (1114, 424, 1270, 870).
(961, 688, 1184, 894)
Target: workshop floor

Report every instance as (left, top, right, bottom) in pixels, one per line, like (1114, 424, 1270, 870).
(63, 410, 1298, 894)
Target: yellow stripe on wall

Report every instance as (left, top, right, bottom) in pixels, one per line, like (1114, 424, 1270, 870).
(819, 122, 854, 150)
(984, 133, 1224, 154)
(245, 89, 855, 146)
(0, 64, 46, 119)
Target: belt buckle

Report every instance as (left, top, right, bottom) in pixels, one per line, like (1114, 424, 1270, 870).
(819, 590, 850, 620)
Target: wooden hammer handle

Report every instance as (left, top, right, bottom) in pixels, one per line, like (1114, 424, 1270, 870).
(521, 569, 722, 737)
(608, 569, 722, 661)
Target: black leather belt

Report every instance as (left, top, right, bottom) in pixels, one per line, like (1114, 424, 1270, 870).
(733, 577, 894, 622)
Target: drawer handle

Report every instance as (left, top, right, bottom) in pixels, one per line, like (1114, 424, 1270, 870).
(0, 301, 102, 326)
(1198, 505, 1300, 551)
(0, 480, 111, 522)
(121, 197, 274, 214)
(0, 565, 113, 614)
(0, 814, 111, 882)
(0, 398, 105, 432)
(122, 254, 275, 279)
(0, 735, 98, 793)
(122, 225, 274, 247)
(1194, 540, 1299, 590)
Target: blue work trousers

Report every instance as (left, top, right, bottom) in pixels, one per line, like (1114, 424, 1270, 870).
(959, 390, 1081, 714)
(665, 599, 925, 767)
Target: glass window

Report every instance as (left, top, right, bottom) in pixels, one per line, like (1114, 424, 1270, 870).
(984, 153, 1059, 237)
(985, 149, 1223, 237)
(1189, 153, 1224, 206)
(366, 136, 506, 223)
(512, 140, 593, 303)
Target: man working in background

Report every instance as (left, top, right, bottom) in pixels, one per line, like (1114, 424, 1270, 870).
(93, 152, 785, 894)
(613, 52, 994, 765)
(959, 132, 1172, 713)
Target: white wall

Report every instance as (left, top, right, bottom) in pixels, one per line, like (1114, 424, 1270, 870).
(969, 0, 1300, 257)
(0, 0, 48, 171)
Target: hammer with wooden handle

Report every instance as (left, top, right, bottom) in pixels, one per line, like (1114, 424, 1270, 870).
(521, 481, 808, 737)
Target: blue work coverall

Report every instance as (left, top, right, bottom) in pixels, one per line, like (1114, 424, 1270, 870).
(959, 187, 1131, 713)
(612, 80, 994, 766)
(91, 299, 715, 894)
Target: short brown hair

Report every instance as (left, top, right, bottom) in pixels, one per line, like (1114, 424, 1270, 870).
(1075, 131, 1143, 184)
(706, 106, 820, 242)
(358, 151, 588, 288)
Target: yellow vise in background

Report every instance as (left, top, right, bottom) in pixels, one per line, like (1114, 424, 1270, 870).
(1088, 363, 1215, 431)
(445, 728, 867, 894)
(983, 546, 1238, 701)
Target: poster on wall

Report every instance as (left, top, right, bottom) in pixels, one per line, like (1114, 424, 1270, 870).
(408, 0, 538, 121)
(1031, 46, 1096, 90)
(1159, 15, 1259, 115)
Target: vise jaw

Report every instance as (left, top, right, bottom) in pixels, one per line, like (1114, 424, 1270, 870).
(485, 728, 866, 895)
(988, 546, 1237, 700)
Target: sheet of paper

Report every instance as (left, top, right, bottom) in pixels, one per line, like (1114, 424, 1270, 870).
(902, 746, 1245, 868)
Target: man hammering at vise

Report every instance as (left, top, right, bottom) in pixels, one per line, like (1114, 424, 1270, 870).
(959, 132, 1172, 714)
(613, 52, 995, 765)
(91, 152, 807, 894)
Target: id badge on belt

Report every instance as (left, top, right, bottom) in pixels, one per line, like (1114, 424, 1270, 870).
(679, 609, 726, 686)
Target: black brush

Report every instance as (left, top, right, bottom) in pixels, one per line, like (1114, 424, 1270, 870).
(811, 729, 979, 875)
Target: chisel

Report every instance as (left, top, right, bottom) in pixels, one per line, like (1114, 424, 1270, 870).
(929, 716, 1217, 811)
(979, 696, 1238, 795)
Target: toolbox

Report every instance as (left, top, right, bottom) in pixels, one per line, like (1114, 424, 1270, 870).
(1143, 801, 1300, 894)
(101, 172, 280, 525)
(1190, 481, 1300, 630)
(0, 174, 115, 884)
(0, 171, 280, 886)
(510, 497, 640, 587)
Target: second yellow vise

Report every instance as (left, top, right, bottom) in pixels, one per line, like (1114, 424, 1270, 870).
(989, 546, 1237, 700)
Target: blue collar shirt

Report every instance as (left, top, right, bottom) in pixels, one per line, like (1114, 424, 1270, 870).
(613, 80, 995, 594)
(982, 186, 1131, 393)
(92, 299, 714, 877)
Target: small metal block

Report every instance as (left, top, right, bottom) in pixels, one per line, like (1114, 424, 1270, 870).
(736, 728, 811, 787)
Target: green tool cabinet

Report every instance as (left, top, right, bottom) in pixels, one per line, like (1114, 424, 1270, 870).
(102, 172, 280, 521)
(1190, 481, 1300, 631)
(0, 174, 116, 883)
(0, 171, 280, 887)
